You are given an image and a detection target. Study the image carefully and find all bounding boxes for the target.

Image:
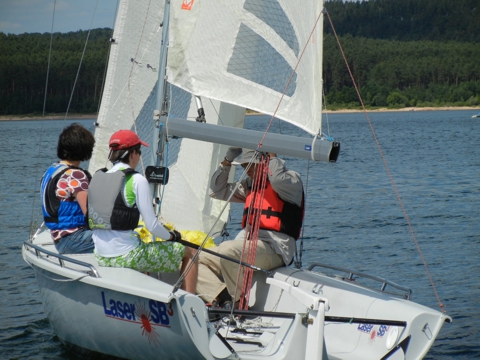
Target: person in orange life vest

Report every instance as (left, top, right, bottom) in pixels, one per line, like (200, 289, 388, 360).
(196, 148, 304, 306)
(40, 123, 95, 254)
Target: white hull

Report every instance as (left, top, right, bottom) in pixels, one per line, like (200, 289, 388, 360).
(23, 230, 450, 360)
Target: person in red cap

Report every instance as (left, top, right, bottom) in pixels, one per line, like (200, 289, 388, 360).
(88, 130, 198, 293)
(41, 123, 95, 254)
(108, 129, 150, 149)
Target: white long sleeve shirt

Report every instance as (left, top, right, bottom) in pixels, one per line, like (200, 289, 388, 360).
(93, 162, 171, 257)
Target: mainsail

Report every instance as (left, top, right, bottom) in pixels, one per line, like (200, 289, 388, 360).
(88, 0, 245, 233)
(168, 0, 324, 136)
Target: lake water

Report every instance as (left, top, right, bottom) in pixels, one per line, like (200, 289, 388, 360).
(1, 110, 479, 359)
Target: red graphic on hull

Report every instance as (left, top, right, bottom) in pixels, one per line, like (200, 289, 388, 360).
(136, 301, 161, 346)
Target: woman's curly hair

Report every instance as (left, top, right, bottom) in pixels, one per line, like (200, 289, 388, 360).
(57, 123, 95, 161)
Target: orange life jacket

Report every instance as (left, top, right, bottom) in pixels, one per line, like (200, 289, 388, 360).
(241, 179, 304, 239)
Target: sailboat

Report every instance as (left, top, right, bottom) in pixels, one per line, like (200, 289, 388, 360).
(23, 0, 451, 359)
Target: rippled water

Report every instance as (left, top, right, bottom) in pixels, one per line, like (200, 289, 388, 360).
(1, 111, 479, 358)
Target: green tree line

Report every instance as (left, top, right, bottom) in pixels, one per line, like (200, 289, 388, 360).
(322, 0, 480, 109)
(325, 0, 480, 42)
(323, 34, 480, 109)
(0, 29, 112, 115)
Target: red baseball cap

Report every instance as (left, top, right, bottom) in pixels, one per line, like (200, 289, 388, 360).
(109, 130, 149, 149)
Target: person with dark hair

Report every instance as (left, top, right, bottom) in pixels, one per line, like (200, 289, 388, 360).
(196, 148, 304, 308)
(40, 123, 96, 254)
(88, 130, 198, 293)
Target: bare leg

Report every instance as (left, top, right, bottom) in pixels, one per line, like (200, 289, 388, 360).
(180, 247, 198, 293)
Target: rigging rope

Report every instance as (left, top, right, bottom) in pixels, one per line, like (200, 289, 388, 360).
(63, 0, 100, 121)
(237, 155, 269, 310)
(95, 0, 119, 116)
(324, 8, 446, 314)
(29, 0, 58, 237)
(242, 10, 325, 279)
(171, 165, 253, 294)
(128, 0, 153, 159)
(213, 10, 325, 303)
(257, 11, 323, 147)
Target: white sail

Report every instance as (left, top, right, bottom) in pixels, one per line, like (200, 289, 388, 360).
(160, 100, 245, 234)
(88, 0, 245, 233)
(167, 0, 324, 136)
(89, 0, 164, 172)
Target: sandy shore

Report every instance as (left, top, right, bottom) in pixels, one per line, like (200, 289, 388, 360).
(2, 106, 479, 121)
(248, 106, 479, 115)
(322, 106, 480, 114)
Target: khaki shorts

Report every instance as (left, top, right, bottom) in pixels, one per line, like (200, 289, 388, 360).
(95, 241, 185, 273)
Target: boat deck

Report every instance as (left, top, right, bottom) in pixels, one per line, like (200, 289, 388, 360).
(24, 230, 450, 360)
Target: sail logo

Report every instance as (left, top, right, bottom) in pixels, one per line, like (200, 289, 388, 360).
(181, 0, 194, 10)
(101, 291, 174, 346)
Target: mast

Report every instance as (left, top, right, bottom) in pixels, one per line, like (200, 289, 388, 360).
(152, 0, 171, 214)
(155, 0, 170, 120)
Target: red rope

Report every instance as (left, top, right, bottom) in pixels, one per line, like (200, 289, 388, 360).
(238, 156, 269, 310)
(259, 9, 324, 148)
(236, 10, 323, 309)
(325, 9, 446, 314)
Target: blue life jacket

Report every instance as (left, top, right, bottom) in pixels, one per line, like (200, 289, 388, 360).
(41, 163, 91, 230)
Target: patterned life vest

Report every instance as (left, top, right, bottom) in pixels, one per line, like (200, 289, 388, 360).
(241, 179, 304, 239)
(88, 168, 140, 231)
(41, 163, 90, 230)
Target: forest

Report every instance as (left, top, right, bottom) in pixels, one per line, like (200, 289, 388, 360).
(323, 0, 480, 109)
(325, 0, 480, 42)
(1, 0, 479, 115)
(0, 29, 112, 115)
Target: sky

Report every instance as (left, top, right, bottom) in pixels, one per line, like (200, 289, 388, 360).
(0, 0, 362, 35)
(0, 0, 118, 34)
